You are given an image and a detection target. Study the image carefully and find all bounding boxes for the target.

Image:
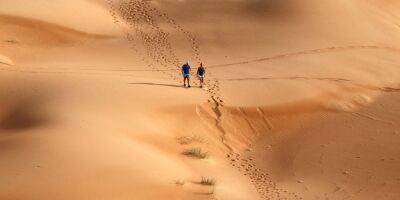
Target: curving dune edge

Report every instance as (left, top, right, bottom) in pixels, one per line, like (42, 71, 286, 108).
(0, 1, 399, 200)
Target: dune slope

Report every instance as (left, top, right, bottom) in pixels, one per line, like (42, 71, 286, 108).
(0, 0, 399, 200)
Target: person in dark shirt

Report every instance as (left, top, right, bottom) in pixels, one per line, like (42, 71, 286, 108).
(197, 63, 206, 88)
(181, 61, 191, 88)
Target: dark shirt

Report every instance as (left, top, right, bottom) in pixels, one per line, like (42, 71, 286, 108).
(182, 64, 191, 74)
(197, 67, 205, 76)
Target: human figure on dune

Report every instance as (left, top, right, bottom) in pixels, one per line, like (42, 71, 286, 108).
(197, 62, 206, 88)
(181, 61, 191, 88)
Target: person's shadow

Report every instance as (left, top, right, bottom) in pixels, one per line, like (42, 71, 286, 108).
(128, 82, 184, 88)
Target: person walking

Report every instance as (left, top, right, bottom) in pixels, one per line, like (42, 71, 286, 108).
(181, 61, 191, 88)
(197, 62, 206, 88)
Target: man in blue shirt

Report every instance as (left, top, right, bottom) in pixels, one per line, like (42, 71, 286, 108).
(181, 61, 191, 88)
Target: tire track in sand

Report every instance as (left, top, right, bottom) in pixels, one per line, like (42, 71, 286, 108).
(222, 76, 400, 95)
(208, 45, 400, 68)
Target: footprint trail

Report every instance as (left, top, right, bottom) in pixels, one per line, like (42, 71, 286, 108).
(106, 0, 222, 103)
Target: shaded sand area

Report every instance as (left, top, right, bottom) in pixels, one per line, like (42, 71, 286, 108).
(1, 0, 400, 200)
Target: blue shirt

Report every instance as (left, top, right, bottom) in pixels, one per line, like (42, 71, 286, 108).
(182, 64, 191, 74)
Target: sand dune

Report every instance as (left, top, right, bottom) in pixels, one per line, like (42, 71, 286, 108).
(0, 0, 399, 200)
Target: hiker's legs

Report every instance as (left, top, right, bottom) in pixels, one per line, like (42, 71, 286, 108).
(198, 77, 203, 87)
(183, 77, 187, 86)
(187, 77, 191, 87)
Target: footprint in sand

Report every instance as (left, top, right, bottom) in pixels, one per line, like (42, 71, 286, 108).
(202, 86, 209, 91)
(226, 151, 302, 200)
(108, 0, 225, 105)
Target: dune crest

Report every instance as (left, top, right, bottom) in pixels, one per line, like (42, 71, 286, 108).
(0, 15, 113, 46)
(0, 0, 121, 36)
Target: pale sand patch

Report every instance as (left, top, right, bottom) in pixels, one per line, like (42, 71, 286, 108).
(0, 53, 13, 66)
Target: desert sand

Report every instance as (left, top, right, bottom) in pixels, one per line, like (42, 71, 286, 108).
(0, 0, 399, 200)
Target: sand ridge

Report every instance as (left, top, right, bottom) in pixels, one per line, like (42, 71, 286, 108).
(0, 14, 113, 46)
